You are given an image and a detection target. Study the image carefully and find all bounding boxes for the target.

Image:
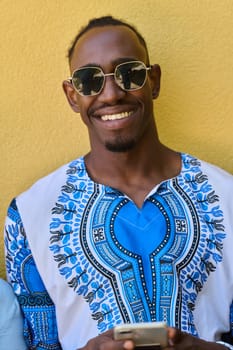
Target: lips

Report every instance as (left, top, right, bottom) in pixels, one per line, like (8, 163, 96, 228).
(101, 111, 133, 121)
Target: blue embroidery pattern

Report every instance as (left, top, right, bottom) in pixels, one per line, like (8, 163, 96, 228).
(49, 154, 226, 336)
(5, 199, 61, 349)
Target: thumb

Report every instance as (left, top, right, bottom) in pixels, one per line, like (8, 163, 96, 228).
(167, 327, 182, 346)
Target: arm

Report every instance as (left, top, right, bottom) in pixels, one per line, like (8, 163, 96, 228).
(167, 328, 233, 350)
(4, 199, 62, 350)
(76, 328, 233, 350)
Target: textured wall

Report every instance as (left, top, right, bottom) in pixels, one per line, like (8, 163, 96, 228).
(0, 0, 233, 277)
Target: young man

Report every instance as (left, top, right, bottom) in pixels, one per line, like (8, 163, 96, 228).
(4, 16, 233, 350)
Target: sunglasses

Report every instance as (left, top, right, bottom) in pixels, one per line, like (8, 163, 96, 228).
(68, 61, 151, 96)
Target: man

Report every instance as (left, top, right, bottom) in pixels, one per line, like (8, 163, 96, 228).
(4, 16, 233, 350)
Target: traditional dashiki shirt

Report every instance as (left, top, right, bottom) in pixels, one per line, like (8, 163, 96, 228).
(4, 153, 233, 350)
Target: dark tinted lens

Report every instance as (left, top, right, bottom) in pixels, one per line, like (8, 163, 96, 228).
(72, 67, 104, 95)
(116, 62, 147, 90)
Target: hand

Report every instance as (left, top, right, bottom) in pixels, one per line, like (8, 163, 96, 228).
(78, 327, 229, 350)
(78, 329, 134, 350)
(166, 327, 229, 349)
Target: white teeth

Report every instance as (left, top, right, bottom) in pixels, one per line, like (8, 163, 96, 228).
(101, 111, 132, 121)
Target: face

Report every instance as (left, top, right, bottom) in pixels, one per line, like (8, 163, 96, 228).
(63, 25, 161, 153)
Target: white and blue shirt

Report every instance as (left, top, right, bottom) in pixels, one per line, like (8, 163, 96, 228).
(4, 153, 233, 350)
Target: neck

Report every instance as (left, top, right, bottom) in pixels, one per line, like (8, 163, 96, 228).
(84, 140, 181, 208)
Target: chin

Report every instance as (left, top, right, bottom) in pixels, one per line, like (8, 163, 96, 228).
(105, 139, 136, 153)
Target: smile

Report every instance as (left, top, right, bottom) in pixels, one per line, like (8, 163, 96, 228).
(101, 111, 133, 121)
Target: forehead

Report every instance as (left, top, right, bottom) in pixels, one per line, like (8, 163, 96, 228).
(70, 25, 147, 71)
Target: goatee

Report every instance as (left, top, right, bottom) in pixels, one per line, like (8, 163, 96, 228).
(105, 138, 136, 153)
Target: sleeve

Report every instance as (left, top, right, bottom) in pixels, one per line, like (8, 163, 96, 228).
(4, 199, 62, 350)
(0, 279, 27, 350)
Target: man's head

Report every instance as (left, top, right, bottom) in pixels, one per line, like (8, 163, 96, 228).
(67, 16, 150, 66)
(63, 16, 161, 153)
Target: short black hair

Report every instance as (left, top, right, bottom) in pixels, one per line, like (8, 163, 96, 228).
(68, 15, 149, 64)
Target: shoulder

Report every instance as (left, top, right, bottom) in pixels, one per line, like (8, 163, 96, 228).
(15, 156, 85, 211)
(181, 154, 233, 209)
(183, 153, 233, 186)
(20, 157, 84, 195)
(200, 158, 233, 179)
(201, 161, 233, 197)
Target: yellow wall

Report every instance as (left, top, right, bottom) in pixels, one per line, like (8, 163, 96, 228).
(1, 0, 232, 277)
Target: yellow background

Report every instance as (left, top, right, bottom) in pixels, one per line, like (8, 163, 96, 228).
(0, 0, 233, 278)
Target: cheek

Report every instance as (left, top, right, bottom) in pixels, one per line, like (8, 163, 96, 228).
(77, 94, 97, 113)
(133, 86, 154, 109)
(143, 85, 155, 110)
(78, 105, 90, 126)
(77, 98, 91, 115)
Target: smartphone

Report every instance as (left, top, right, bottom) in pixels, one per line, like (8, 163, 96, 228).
(114, 321, 168, 347)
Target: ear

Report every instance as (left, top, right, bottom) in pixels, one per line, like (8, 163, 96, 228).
(149, 64, 161, 99)
(62, 80, 80, 113)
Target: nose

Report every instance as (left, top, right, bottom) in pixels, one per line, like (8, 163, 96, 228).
(98, 74, 126, 104)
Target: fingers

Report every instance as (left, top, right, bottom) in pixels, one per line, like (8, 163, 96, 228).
(123, 340, 135, 350)
(81, 329, 135, 350)
(167, 327, 185, 348)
